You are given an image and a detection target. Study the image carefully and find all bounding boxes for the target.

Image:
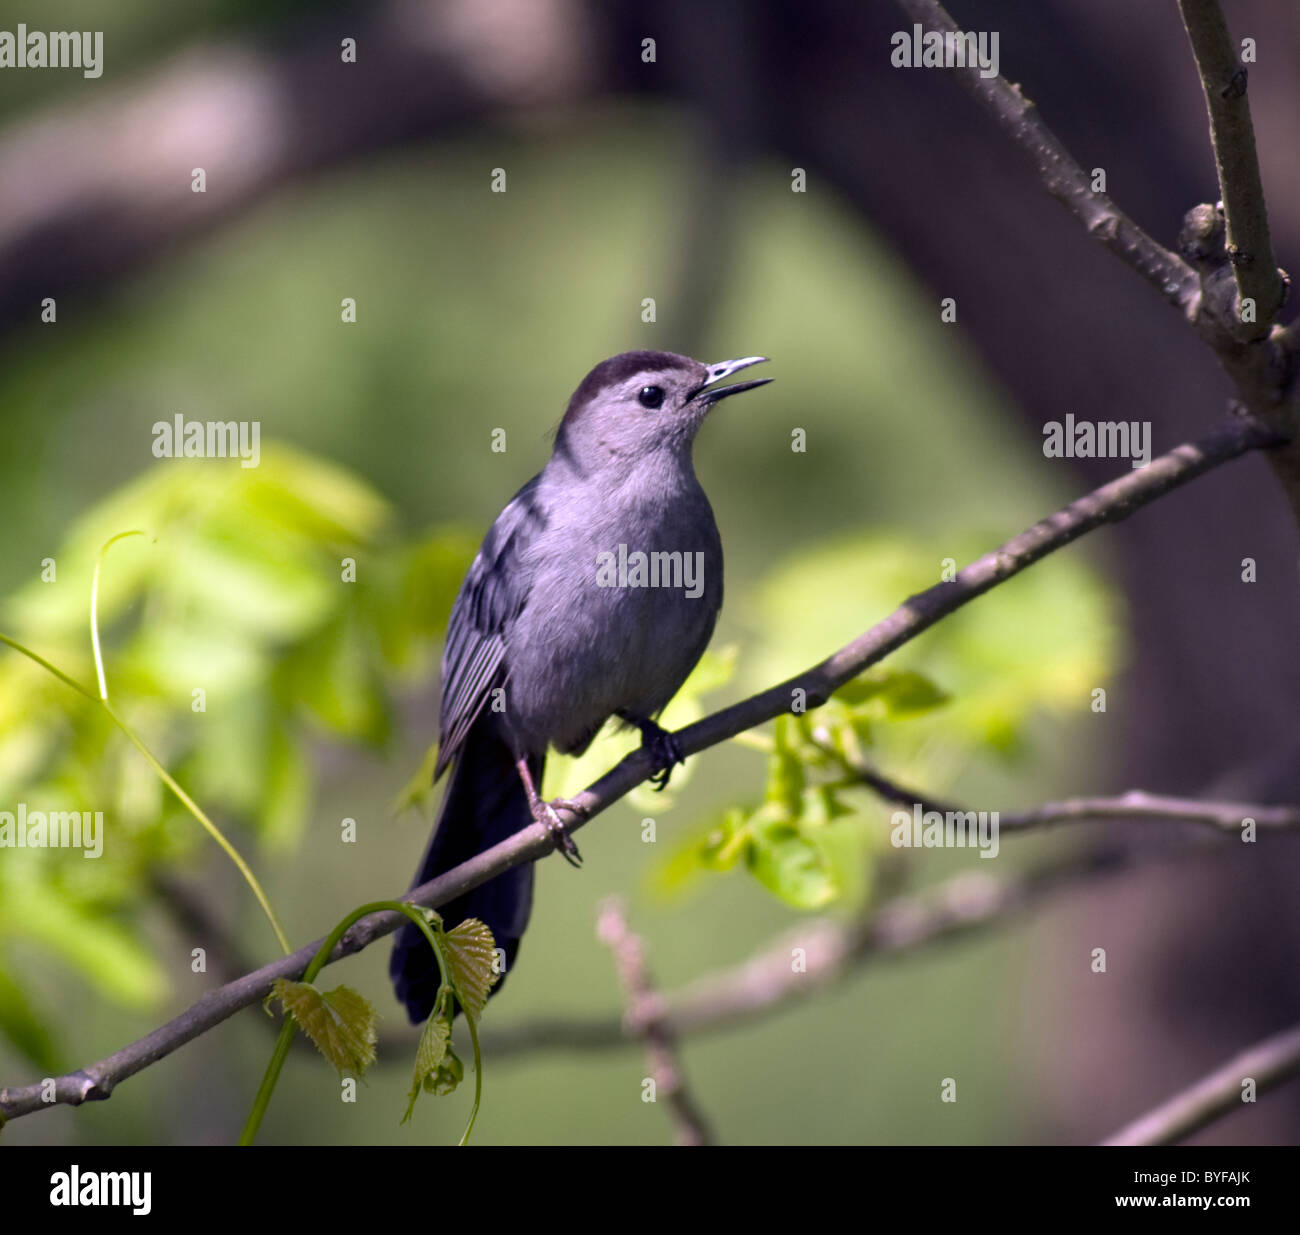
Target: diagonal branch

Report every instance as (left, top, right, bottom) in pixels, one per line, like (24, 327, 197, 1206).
(0, 412, 1282, 1125)
(895, 0, 1198, 315)
(1177, 0, 1286, 334)
(1102, 1021, 1300, 1145)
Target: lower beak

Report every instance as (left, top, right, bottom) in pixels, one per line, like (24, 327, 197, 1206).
(693, 356, 772, 404)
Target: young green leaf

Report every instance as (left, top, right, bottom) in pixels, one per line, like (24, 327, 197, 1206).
(745, 815, 837, 909)
(443, 919, 500, 1023)
(871, 670, 950, 717)
(270, 978, 377, 1077)
(426, 1042, 465, 1097)
(833, 669, 948, 717)
(403, 1009, 452, 1123)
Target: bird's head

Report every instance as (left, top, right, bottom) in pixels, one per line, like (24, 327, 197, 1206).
(555, 350, 770, 469)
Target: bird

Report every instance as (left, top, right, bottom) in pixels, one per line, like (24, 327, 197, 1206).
(390, 350, 772, 1023)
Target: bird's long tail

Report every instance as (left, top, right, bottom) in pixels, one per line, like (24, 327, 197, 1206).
(390, 719, 539, 1023)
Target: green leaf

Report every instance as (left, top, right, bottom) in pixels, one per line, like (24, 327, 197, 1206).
(236, 444, 392, 544)
(746, 814, 838, 909)
(833, 669, 948, 717)
(832, 678, 885, 708)
(427, 1042, 464, 1097)
(697, 807, 753, 871)
(271, 978, 377, 1076)
(402, 1002, 464, 1122)
(158, 534, 334, 644)
(649, 806, 741, 896)
(873, 670, 949, 716)
(443, 919, 499, 1023)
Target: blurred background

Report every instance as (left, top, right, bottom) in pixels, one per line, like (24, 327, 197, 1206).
(2, 0, 1299, 1146)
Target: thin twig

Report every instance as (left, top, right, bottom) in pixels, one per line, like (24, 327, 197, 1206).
(1177, 0, 1285, 334)
(895, 0, 1198, 315)
(895, 0, 1300, 524)
(833, 757, 1300, 836)
(596, 898, 714, 1146)
(0, 414, 1280, 1124)
(1102, 1022, 1300, 1145)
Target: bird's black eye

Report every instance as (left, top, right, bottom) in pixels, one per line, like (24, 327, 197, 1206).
(637, 385, 665, 409)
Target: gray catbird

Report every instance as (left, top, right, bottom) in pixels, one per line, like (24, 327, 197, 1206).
(390, 350, 771, 1022)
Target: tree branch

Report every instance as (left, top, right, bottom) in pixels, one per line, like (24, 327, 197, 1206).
(1177, 0, 1286, 335)
(0, 413, 1281, 1125)
(596, 898, 714, 1146)
(896, 0, 1300, 524)
(833, 757, 1300, 836)
(895, 0, 1198, 315)
(1102, 1021, 1300, 1145)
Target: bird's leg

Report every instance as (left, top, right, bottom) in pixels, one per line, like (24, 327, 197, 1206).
(515, 757, 583, 867)
(620, 714, 685, 791)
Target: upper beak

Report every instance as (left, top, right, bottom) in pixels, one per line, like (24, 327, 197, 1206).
(691, 355, 772, 404)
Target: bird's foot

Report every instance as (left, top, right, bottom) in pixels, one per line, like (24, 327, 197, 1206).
(516, 756, 584, 867)
(636, 719, 685, 791)
(532, 797, 584, 867)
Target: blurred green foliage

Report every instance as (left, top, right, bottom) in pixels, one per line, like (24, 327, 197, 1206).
(0, 448, 473, 1065)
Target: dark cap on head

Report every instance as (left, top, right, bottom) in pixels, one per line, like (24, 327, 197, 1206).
(563, 351, 701, 423)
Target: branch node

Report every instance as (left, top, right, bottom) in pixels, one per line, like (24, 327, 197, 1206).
(1220, 67, 1248, 100)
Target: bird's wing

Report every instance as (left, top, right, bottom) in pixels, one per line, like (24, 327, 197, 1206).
(435, 475, 547, 777)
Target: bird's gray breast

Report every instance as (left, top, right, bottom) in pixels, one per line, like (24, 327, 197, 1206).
(502, 466, 722, 755)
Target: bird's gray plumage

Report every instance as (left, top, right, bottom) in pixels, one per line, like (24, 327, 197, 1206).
(392, 349, 770, 1022)
(434, 476, 546, 779)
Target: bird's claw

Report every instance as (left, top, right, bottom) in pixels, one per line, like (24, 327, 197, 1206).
(536, 798, 584, 867)
(639, 721, 685, 791)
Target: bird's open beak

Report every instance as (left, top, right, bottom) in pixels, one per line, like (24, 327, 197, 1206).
(691, 356, 772, 404)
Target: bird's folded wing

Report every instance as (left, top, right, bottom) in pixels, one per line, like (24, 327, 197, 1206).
(435, 475, 547, 776)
